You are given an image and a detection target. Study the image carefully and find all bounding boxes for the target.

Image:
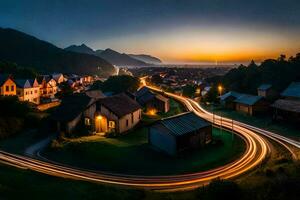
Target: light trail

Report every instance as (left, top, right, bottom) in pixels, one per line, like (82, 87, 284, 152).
(0, 85, 298, 191)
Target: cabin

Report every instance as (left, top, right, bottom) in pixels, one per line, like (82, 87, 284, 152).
(15, 78, 40, 104)
(38, 75, 57, 98)
(0, 74, 16, 96)
(51, 94, 95, 135)
(136, 86, 170, 113)
(149, 112, 212, 156)
(234, 94, 269, 116)
(257, 84, 277, 99)
(272, 82, 300, 123)
(220, 91, 243, 109)
(52, 93, 141, 136)
(95, 93, 142, 134)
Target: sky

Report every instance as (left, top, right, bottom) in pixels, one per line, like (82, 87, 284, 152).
(0, 0, 300, 64)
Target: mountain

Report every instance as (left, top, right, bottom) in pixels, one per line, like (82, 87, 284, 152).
(128, 54, 162, 64)
(65, 44, 152, 67)
(96, 48, 150, 66)
(0, 28, 116, 77)
(64, 44, 95, 55)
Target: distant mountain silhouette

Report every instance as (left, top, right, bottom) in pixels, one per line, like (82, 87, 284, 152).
(0, 28, 115, 76)
(128, 54, 162, 64)
(65, 44, 153, 66)
(64, 44, 95, 55)
(97, 48, 150, 66)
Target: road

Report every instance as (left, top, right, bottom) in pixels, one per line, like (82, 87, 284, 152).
(0, 86, 299, 191)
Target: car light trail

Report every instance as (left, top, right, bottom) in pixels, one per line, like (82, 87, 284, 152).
(0, 85, 298, 191)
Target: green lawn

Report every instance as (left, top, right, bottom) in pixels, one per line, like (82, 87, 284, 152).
(202, 104, 300, 140)
(43, 127, 245, 176)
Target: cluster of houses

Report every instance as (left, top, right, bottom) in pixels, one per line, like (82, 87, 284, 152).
(0, 73, 95, 105)
(52, 85, 212, 156)
(220, 82, 300, 123)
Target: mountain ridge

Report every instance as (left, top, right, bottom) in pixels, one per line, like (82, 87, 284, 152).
(0, 28, 115, 77)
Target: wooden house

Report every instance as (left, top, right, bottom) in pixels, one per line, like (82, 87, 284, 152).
(15, 78, 40, 104)
(234, 94, 269, 116)
(0, 74, 16, 96)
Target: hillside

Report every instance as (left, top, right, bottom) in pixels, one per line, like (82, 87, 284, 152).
(128, 54, 162, 64)
(207, 54, 300, 94)
(65, 45, 153, 67)
(0, 28, 116, 77)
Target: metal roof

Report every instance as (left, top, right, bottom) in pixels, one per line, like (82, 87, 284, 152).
(220, 91, 243, 101)
(234, 94, 263, 106)
(258, 84, 272, 91)
(15, 79, 31, 88)
(281, 82, 300, 98)
(159, 112, 211, 137)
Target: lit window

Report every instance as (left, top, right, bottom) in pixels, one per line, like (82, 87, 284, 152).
(108, 121, 115, 128)
(84, 118, 91, 126)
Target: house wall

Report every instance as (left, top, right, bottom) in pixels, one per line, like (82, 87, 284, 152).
(66, 114, 82, 134)
(0, 78, 16, 96)
(149, 127, 176, 156)
(236, 103, 252, 115)
(40, 79, 57, 98)
(17, 87, 40, 104)
(118, 109, 141, 133)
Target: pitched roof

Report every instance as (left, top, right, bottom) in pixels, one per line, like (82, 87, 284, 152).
(234, 94, 263, 106)
(51, 94, 92, 121)
(0, 74, 12, 86)
(155, 94, 169, 102)
(153, 112, 211, 137)
(220, 91, 243, 101)
(136, 91, 156, 105)
(135, 86, 150, 98)
(258, 84, 272, 91)
(281, 82, 300, 98)
(85, 90, 105, 99)
(272, 99, 300, 113)
(98, 93, 141, 118)
(15, 79, 31, 88)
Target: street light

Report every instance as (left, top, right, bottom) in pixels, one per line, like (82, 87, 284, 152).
(218, 85, 223, 97)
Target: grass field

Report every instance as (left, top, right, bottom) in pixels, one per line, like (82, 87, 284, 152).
(202, 104, 300, 140)
(43, 127, 245, 176)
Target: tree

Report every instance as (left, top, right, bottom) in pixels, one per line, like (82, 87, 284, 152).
(101, 75, 139, 93)
(182, 84, 196, 97)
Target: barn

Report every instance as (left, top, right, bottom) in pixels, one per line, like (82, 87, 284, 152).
(148, 112, 212, 156)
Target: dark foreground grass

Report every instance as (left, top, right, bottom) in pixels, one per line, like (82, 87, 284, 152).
(43, 127, 245, 176)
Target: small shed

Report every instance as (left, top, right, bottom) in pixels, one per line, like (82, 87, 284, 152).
(149, 112, 212, 156)
(234, 94, 269, 116)
(257, 84, 277, 99)
(272, 99, 300, 123)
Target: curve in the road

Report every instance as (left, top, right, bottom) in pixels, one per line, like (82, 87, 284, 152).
(0, 86, 296, 191)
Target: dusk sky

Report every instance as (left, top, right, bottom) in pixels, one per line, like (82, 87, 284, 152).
(0, 0, 300, 64)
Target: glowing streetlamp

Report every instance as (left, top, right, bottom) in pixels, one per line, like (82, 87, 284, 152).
(218, 85, 223, 97)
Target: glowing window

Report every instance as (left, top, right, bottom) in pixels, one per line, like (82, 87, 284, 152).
(109, 121, 115, 128)
(84, 118, 91, 126)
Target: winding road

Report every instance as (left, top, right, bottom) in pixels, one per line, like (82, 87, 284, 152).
(0, 85, 299, 191)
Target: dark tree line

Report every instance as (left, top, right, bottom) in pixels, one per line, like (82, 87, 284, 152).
(207, 53, 300, 94)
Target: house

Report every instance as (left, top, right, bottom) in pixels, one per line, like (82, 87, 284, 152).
(95, 93, 142, 134)
(136, 86, 170, 113)
(257, 84, 277, 99)
(52, 73, 65, 84)
(38, 75, 57, 98)
(149, 112, 212, 156)
(15, 78, 40, 104)
(272, 82, 300, 123)
(52, 93, 95, 135)
(83, 75, 93, 85)
(0, 74, 16, 96)
(52, 93, 142, 135)
(234, 94, 269, 115)
(220, 91, 243, 109)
